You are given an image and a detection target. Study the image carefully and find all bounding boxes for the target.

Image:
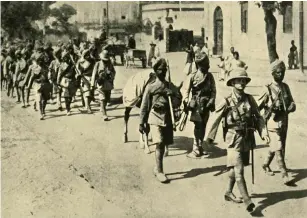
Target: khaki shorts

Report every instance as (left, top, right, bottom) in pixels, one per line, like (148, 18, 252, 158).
(99, 90, 111, 102)
(150, 125, 173, 145)
(268, 129, 286, 152)
(227, 149, 250, 168)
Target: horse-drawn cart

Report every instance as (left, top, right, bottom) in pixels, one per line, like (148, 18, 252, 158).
(124, 49, 147, 68)
(103, 43, 126, 65)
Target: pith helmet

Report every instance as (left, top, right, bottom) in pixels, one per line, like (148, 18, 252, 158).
(226, 68, 251, 86)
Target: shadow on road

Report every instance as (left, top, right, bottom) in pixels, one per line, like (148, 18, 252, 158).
(171, 136, 193, 154)
(166, 165, 227, 181)
(250, 188, 307, 217)
(108, 113, 139, 121)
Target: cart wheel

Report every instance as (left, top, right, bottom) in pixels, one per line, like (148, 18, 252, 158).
(142, 59, 147, 68)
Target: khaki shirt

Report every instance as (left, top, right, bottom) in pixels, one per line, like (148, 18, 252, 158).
(91, 60, 116, 91)
(258, 81, 295, 130)
(182, 70, 216, 104)
(140, 79, 182, 127)
(207, 91, 267, 152)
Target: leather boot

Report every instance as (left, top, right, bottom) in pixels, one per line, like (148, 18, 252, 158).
(236, 178, 255, 212)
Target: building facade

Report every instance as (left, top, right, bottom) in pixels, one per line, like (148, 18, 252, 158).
(141, 1, 205, 36)
(58, 1, 140, 39)
(203, 1, 307, 67)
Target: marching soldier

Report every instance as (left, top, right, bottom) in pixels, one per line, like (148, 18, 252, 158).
(91, 50, 116, 121)
(205, 68, 270, 212)
(3, 47, 15, 98)
(258, 60, 296, 185)
(26, 53, 52, 120)
(182, 51, 216, 158)
(77, 49, 96, 113)
(14, 50, 28, 108)
(48, 48, 62, 106)
(139, 57, 182, 183)
(57, 47, 78, 116)
(1, 49, 8, 90)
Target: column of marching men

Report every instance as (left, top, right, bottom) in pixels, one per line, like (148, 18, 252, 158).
(1, 39, 115, 120)
(1, 39, 297, 213)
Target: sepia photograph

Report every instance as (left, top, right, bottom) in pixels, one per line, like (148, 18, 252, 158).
(1, 1, 307, 217)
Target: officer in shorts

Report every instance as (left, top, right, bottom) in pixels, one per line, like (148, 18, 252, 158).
(205, 68, 270, 212)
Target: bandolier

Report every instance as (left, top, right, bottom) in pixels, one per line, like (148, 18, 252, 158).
(182, 51, 216, 158)
(258, 60, 296, 185)
(206, 68, 269, 213)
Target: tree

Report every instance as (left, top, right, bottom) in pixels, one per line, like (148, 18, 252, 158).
(48, 4, 77, 35)
(1, 1, 55, 39)
(255, 1, 288, 63)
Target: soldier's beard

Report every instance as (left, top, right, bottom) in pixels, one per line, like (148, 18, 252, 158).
(272, 71, 285, 83)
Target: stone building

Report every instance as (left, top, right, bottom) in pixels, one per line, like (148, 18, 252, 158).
(203, 1, 307, 67)
(59, 1, 141, 39)
(141, 1, 205, 36)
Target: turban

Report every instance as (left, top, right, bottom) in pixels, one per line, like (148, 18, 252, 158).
(153, 57, 167, 72)
(270, 59, 286, 73)
(194, 51, 210, 69)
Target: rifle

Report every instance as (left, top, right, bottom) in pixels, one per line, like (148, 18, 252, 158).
(69, 54, 91, 88)
(166, 59, 177, 131)
(69, 54, 104, 95)
(263, 88, 282, 121)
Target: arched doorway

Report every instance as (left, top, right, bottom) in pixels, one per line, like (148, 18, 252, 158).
(213, 7, 223, 55)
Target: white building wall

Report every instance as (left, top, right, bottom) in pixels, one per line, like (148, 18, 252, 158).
(204, 1, 306, 64)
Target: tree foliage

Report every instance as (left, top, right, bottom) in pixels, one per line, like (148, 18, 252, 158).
(1, 2, 78, 40)
(47, 4, 78, 37)
(1, 1, 55, 39)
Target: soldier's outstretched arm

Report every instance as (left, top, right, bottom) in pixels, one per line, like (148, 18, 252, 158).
(206, 99, 227, 142)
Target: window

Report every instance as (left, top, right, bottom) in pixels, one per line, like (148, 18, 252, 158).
(121, 15, 126, 20)
(241, 2, 248, 33)
(283, 2, 293, 33)
(103, 8, 107, 17)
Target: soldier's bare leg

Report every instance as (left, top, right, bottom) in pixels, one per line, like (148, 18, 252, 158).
(153, 142, 169, 183)
(262, 151, 275, 176)
(123, 107, 132, 143)
(187, 122, 208, 158)
(20, 87, 27, 108)
(100, 100, 108, 121)
(16, 83, 21, 103)
(234, 164, 255, 212)
(64, 97, 72, 115)
(224, 168, 243, 203)
(57, 89, 63, 110)
(276, 150, 293, 185)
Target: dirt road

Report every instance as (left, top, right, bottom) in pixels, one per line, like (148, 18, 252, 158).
(2, 55, 307, 218)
